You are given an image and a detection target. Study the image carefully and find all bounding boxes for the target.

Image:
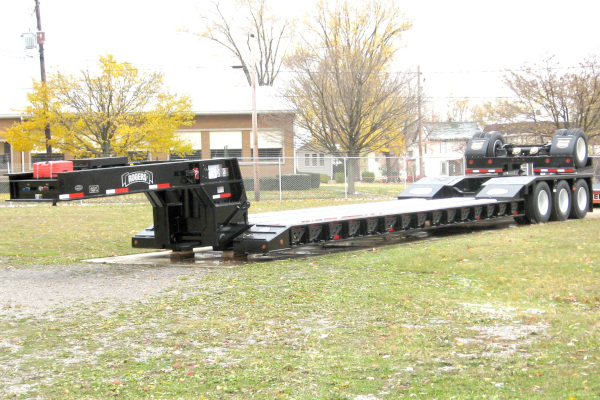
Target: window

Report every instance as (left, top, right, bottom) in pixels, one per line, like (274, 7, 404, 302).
(211, 149, 242, 158)
(251, 148, 282, 158)
(305, 154, 310, 166)
(319, 154, 325, 166)
(312, 153, 317, 166)
(441, 162, 448, 175)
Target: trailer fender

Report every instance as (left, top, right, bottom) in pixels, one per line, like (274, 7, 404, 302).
(399, 176, 477, 199)
(475, 176, 537, 201)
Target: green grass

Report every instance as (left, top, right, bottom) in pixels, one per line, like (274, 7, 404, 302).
(1, 200, 599, 399)
(239, 182, 405, 202)
(0, 202, 155, 265)
(0, 195, 399, 265)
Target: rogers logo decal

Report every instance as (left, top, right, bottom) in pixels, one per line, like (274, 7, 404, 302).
(121, 171, 153, 187)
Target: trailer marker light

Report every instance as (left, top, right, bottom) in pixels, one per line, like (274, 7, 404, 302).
(466, 169, 503, 174)
(149, 183, 171, 189)
(488, 159, 493, 164)
(59, 192, 84, 200)
(106, 188, 129, 195)
(534, 168, 574, 173)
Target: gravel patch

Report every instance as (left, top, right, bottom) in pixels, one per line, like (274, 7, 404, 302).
(0, 263, 204, 318)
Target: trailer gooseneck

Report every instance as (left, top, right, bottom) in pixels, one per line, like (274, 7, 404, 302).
(6, 129, 594, 257)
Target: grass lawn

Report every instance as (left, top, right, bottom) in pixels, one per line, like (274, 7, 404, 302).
(0, 199, 599, 399)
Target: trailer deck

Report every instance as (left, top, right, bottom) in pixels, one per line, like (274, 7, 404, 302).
(233, 196, 519, 254)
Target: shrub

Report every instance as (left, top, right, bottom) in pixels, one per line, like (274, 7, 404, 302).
(334, 172, 345, 183)
(320, 174, 330, 183)
(302, 172, 322, 188)
(362, 171, 375, 183)
(243, 175, 316, 191)
(280, 174, 311, 190)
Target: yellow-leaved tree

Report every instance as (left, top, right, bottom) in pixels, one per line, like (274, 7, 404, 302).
(285, 0, 418, 193)
(5, 55, 194, 159)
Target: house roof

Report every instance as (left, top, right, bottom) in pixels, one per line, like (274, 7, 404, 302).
(424, 122, 481, 141)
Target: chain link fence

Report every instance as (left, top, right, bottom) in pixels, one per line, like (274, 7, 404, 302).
(0, 160, 8, 195)
(2, 156, 600, 204)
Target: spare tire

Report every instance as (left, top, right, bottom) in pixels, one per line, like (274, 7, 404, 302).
(550, 128, 588, 168)
(484, 131, 505, 157)
(465, 131, 505, 158)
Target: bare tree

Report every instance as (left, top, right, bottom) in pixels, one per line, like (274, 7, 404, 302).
(447, 97, 470, 122)
(193, 0, 291, 86)
(285, 0, 417, 193)
(502, 56, 600, 143)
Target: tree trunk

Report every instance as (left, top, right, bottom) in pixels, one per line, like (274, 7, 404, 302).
(346, 155, 359, 195)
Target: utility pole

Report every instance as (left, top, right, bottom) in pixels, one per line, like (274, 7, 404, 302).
(250, 34, 260, 201)
(417, 66, 423, 177)
(35, 0, 52, 156)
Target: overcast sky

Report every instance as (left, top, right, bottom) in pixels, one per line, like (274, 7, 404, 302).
(2, 0, 600, 116)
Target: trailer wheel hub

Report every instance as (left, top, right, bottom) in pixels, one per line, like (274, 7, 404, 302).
(537, 190, 550, 216)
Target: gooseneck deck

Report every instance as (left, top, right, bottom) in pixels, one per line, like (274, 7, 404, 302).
(6, 129, 594, 257)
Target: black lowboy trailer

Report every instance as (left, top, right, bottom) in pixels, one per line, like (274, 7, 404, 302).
(6, 129, 594, 258)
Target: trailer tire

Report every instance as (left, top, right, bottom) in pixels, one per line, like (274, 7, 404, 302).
(550, 180, 571, 221)
(551, 129, 588, 168)
(525, 181, 552, 223)
(569, 179, 589, 219)
(485, 131, 505, 157)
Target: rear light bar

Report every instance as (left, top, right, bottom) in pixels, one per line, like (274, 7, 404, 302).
(465, 169, 504, 174)
(534, 168, 574, 173)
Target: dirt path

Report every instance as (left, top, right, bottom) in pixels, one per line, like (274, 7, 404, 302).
(0, 263, 204, 318)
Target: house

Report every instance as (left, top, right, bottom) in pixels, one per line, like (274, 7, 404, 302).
(0, 115, 29, 175)
(406, 121, 481, 177)
(295, 144, 336, 178)
(0, 87, 296, 180)
(296, 144, 384, 181)
(174, 87, 296, 178)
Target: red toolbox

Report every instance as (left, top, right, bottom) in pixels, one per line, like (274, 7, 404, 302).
(33, 161, 74, 178)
